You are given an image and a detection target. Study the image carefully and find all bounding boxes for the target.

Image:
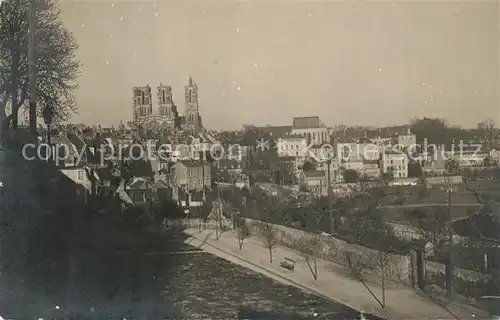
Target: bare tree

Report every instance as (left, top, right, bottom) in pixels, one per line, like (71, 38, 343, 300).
(343, 249, 370, 278)
(477, 119, 496, 149)
(236, 217, 250, 250)
(368, 249, 392, 308)
(0, 0, 80, 130)
(299, 216, 323, 280)
(257, 221, 278, 263)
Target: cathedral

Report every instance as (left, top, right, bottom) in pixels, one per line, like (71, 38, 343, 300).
(132, 76, 203, 133)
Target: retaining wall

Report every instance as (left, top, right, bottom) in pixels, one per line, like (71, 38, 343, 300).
(243, 218, 412, 284)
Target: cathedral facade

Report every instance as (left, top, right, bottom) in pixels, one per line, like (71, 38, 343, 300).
(132, 76, 202, 132)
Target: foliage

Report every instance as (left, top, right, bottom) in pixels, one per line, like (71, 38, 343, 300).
(343, 169, 359, 183)
(411, 117, 451, 146)
(252, 193, 289, 223)
(342, 188, 385, 243)
(446, 159, 459, 174)
(0, 0, 81, 127)
(152, 199, 184, 224)
(405, 207, 448, 253)
(483, 156, 495, 167)
(382, 167, 394, 181)
(273, 161, 297, 185)
(417, 186, 430, 199)
(391, 189, 406, 205)
(408, 161, 423, 178)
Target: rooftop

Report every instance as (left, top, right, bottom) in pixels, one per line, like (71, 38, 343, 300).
(176, 160, 207, 168)
(304, 170, 325, 178)
(292, 117, 325, 130)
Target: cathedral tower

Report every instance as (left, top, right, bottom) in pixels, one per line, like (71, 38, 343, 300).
(132, 85, 153, 121)
(184, 75, 201, 132)
(157, 83, 177, 129)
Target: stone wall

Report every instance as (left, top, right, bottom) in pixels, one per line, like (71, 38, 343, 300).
(244, 218, 412, 285)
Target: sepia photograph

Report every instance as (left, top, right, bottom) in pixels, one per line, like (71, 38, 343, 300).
(0, 0, 499, 318)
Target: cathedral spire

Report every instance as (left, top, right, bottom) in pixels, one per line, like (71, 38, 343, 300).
(189, 75, 193, 85)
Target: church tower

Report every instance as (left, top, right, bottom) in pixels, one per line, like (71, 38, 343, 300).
(184, 75, 201, 132)
(157, 83, 176, 129)
(132, 85, 153, 122)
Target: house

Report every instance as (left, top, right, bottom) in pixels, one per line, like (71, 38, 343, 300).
(66, 131, 106, 169)
(422, 148, 448, 176)
(381, 150, 409, 179)
(309, 144, 335, 163)
(396, 127, 417, 151)
(216, 158, 242, 175)
(337, 142, 380, 163)
(124, 177, 172, 208)
(300, 170, 327, 195)
(254, 125, 293, 139)
(126, 177, 156, 205)
(173, 160, 211, 191)
(59, 166, 95, 196)
(489, 149, 500, 165)
(455, 144, 489, 167)
(362, 159, 381, 179)
(51, 133, 81, 167)
(366, 125, 411, 139)
(276, 135, 308, 158)
(292, 116, 330, 145)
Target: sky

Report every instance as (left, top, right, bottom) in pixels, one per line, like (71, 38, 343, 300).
(59, 0, 499, 129)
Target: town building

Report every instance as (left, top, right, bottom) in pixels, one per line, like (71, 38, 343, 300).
(173, 160, 211, 191)
(132, 76, 203, 133)
(300, 170, 327, 195)
(381, 150, 409, 179)
(276, 135, 308, 158)
(291, 116, 330, 145)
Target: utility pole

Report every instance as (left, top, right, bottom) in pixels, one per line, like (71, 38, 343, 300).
(200, 151, 205, 230)
(216, 178, 221, 239)
(28, 0, 37, 139)
(327, 159, 334, 234)
(445, 173, 454, 298)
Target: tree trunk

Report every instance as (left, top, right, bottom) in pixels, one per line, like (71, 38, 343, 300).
(10, 54, 20, 131)
(0, 92, 10, 138)
(381, 270, 386, 308)
(268, 247, 273, 263)
(313, 257, 317, 280)
(47, 124, 51, 145)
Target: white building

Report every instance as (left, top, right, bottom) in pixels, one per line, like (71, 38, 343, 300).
(276, 135, 308, 158)
(337, 142, 380, 162)
(396, 128, 417, 151)
(381, 150, 408, 179)
(455, 150, 489, 167)
(291, 116, 330, 146)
